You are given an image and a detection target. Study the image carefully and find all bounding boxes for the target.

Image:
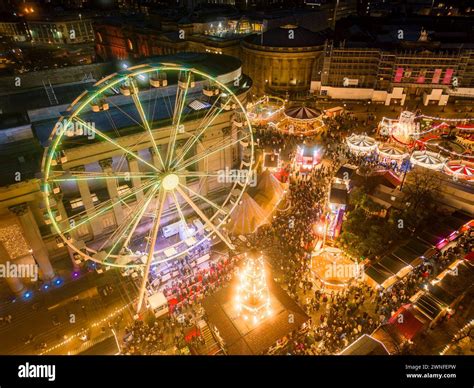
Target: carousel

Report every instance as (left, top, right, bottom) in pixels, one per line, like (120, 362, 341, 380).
(274, 105, 326, 136)
(346, 133, 378, 155)
(410, 150, 447, 170)
(422, 135, 467, 156)
(456, 127, 474, 151)
(378, 144, 409, 161)
(246, 95, 285, 126)
(311, 247, 362, 289)
(379, 111, 419, 147)
(444, 160, 474, 182)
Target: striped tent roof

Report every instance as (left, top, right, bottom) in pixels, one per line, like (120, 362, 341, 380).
(410, 151, 447, 169)
(444, 160, 474, 180)
(378, 144, 408, 160)
(284, 106, 321, 121)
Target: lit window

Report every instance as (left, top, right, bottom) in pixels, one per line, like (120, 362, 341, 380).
(117, 185, 131, 196)
(70, 194, 99, 209)
(103, 214, 116, 229)
(76, 224, 89, 237)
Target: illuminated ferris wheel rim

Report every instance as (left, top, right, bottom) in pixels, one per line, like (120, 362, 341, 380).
(42, 63, 255, 269)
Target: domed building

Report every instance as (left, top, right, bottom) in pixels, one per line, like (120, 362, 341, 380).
(241, 24, 326, 96)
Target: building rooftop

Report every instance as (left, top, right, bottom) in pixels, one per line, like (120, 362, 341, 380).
(244, 25, 327, 48)
(0, 112, 30, 130)
(150, 52, 242, 78)
(0, 81, 96, 114)
(334, 15, 474, 50)
(339, 334, 390, 355)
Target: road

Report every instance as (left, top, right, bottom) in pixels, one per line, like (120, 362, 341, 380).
(0, 266, 137, 355)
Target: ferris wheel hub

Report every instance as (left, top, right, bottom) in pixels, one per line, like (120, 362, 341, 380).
(162, 173, 180, 191)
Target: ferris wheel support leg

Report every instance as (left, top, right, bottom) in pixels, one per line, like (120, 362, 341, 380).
(136, 189, 166, 314)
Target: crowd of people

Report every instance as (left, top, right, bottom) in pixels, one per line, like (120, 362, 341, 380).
(160, 256, 237, 316)
(122, 317, 178, 355)
(271, 168, 330, 300)
(266, 283, 380, 355)
(119, 107, 472, 356)
(269, 228, 473, 355)
(121, 255, 241, 354)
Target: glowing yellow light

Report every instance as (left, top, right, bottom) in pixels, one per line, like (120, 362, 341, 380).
(162, 173, 179, 190)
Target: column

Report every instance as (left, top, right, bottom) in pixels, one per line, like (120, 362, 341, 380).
(50, 194, 79, 240)
(9, 203, 55, 281)
(127, 154, 144, 201)
(0, 241, 26, 295)
(99, 158, 125, 225)
(48, 195, 79, 269)
(72, 166, 104, 237)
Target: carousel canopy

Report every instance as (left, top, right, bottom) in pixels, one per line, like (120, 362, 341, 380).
(346, 134, 377, 152)
(254, 169, 285, 212)
(284, 106, 321, 121)
(226, 192, 269, 236)
(378, 144, 408, 160)
(410, 151, 447, 170)
(444, 160, 474, 180)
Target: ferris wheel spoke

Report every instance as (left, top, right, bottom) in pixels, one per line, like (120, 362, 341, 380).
(71, 117, 160, 173)
(130, 80, 165, 169)
(99, 184, 159, 258)
(166, 71, 191, 168)
(60, 175, 156, 223)
(178, 134, 249, 172)
(172, 94, 231, 168)
(170, 190, 187, 229)
(49, 170, 157, 182)
(175, 185, 233, 250)
(137, 188, 166, 312)
(177, 182, 228, 215)
(64, 179, 159, 234)
(176, 171, 221, 178)
(106, 98, 146, 131)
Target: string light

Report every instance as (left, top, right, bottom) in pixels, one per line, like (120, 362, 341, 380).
(439, 319, 474, 355)
(418, 115, 474, 123)
(40, 302, 132, 355)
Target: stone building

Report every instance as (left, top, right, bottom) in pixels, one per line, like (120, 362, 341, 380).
(241, 25, 326, 97)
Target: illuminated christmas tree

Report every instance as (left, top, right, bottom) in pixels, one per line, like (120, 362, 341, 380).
(235, 253, 272, 325)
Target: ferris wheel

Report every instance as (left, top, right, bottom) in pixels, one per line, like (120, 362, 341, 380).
(42, 63, 254, 287)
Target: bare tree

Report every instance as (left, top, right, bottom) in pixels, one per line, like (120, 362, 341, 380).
(402, 168, 441, 228)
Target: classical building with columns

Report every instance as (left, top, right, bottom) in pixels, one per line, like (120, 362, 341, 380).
(0, 52, 251, 295)
(0, 179, 57, 294)
(93, 13, 474, 105)
(241, 25, 326, 97)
